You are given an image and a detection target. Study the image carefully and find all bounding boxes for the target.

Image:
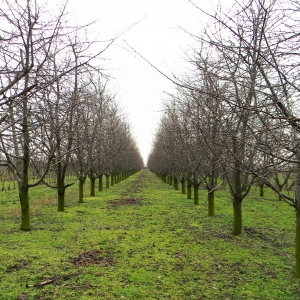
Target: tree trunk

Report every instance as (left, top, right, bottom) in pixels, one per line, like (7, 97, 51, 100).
(232, 199, 242, 235)
(259, 183, 264, 197)
(194, 183, 199, 205)
(57, 166, 65, 212)
(208, 191, 215, 216)
(187, 174, 192, 199)
(79, 178, 84, 203)
(296, 209, 300, 278)
(208, 172, 215, 216)
(20, 89, 31, 229)
(174, 177, 178, 190)
(169, 175, 173, 186)
(57, 189, 65, 212)
(232, 160, 242, 235)
(90, 177, 96, 196)
(19, 185, 30, 231)
(181, 178, 186, 194)
(106, 174, 110, 188)
(111, 174, 114, 186)
(295, 150, 300, 278)
(98, 175, 103, 191)
(278, 189, 282, 201)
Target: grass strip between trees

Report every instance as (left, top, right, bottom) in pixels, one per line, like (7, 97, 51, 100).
(0, 169, 299, 299)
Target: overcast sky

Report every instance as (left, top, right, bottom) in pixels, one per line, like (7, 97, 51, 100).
(65, 0, 222, 165)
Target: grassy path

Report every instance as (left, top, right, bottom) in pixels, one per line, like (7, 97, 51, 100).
(0, 169, 299, 299)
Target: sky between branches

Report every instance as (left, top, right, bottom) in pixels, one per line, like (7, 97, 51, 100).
(64, 0, 225, 165)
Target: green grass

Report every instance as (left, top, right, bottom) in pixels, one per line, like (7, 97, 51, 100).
(0, 170, 299, 299)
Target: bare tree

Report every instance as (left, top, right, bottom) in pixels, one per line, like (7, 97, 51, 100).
(0, 0, 114, 229)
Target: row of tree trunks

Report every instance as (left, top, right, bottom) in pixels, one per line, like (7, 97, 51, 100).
(156, 172, 216, 216)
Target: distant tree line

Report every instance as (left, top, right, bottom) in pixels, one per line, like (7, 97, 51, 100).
(148, 0, 300, 277)
(0, 0, 143, 231)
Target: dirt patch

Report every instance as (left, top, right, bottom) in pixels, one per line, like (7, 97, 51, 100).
(108, 197, 143, 208)
(244, 226, 272, 242)
(6, 259, 29, 273)
(71, 250, 115, 267)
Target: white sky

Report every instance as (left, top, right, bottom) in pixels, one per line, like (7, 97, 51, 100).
(65, 0, 221, 165)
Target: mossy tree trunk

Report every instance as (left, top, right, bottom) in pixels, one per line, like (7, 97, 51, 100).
(260, 182, 264, 197)
(194, 184, 199, 205)
(78, 176, 86, 203)
(174, 177, 178, 190)
(232, 198, 242, 235)
(57, 161, 66, 212)
(90, 177, 96, 196)
(19, 147, 30, 229)
(181, 178, 186, 194)
(19, 90, 31, 230)
(19, 185, 30, 231)
(296, 208, 300, 278)
(194, 176, 200, 205)
(57, 189, 65, 212)
(106, 174, 110, 188)
(232, 165, 242, 235)
(111, 174, 114, 186)
(295, 150, 300, 278)
(208, 171, 215, 216)
(208, 190, 215, 216)
(187, 173, 192, 199)
(98, 175, 103, 191)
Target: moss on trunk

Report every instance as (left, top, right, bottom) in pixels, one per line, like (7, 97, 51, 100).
(106, 175, 110, 188)
(19, 186, 30, 231)
(181, 178, 186, 194)
(208, 191, 215, 216)
(57, 189, 65, 212)
(79, 179, 84, 203)
(232, 200, 242, 235)
(98, 175, 103, 191)
(194, 184, 199, 205)
(90, 178, 96, 196)
(260, 183, 264, 197)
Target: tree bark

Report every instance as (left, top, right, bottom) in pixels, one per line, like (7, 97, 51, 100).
(105, 174, 110, 188)
(174, 177, 179, 190)
(208, 172, 215, 216)
(78, 178, 84, 203)
(57, 164, 65, 212)
(232, 159, 243, 235)
(57, 189, 65, 212)
(187, 173, 192, 199)
(232, 200, 242, 235)
(259, 183, 264, 197)
(295, 150, 300, 278)
(181, 178, 186, 194)
(19, 185, 30, 231)
(90, 177, 96, 196)
(208, 191, 215, 216)
(98, 175, 103, 191)
(194, 182, 199, 205)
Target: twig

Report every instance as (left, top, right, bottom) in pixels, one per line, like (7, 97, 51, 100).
(26, 271, 82, 288)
